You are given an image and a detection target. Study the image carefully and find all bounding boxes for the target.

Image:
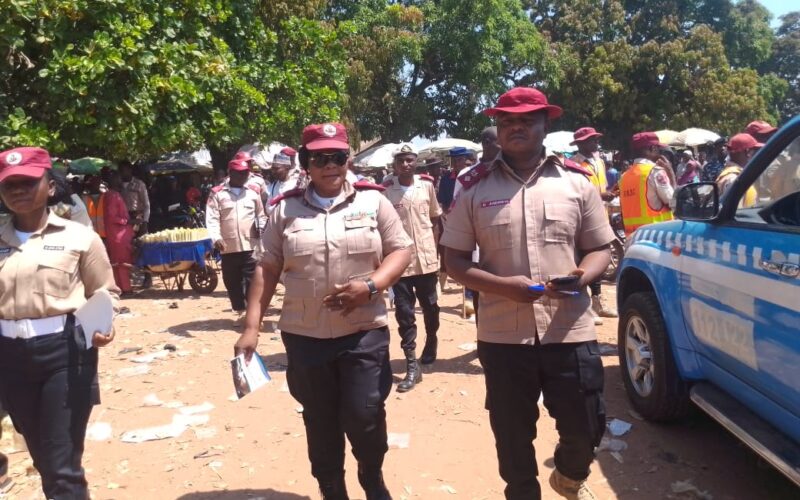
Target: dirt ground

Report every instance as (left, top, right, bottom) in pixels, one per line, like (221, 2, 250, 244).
(1, 279, 797, 500)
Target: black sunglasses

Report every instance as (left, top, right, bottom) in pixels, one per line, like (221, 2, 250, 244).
(309, 151, 348, 168)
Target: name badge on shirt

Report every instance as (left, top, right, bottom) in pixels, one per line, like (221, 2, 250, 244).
(0, 247, 11, 254)
(345, 211, 377, 220)
(44, 245, 65, 251)
(480, 199, 510, 209)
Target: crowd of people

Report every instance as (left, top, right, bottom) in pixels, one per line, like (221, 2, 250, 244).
(0, 85, 788, 500)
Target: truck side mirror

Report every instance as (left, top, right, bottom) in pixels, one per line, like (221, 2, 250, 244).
(674, 182, 719, 221)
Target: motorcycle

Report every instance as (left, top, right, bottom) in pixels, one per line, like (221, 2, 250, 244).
(604, 201, 626, 281)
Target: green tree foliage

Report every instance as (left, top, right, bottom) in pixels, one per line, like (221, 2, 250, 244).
(332, 0, 562, 143)
(522, 0, 788, 148)
(0, 0, 346, 160)
(766, 12, 800, 119)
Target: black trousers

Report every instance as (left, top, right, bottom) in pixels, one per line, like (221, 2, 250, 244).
(220, 250, 256, 311)
(590, 280, 602, 296)
(477, 340, 606, 500)
(282, 328, 392, 483)
(392, 272, 440, 352)
(0, 319, 99, 500)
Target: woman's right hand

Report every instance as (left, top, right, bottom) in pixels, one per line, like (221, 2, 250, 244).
(234, 331, 259, 364)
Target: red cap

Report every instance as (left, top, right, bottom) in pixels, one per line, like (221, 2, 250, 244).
(281, 146, 297, 157)
(727, 133, 764, 153)
(630, 132, 667, 150)
(302, 123, 349, 151)
(0, 147, 52, 183)
(233, 151, 252, 162)
(228, 158, 250, 171)
(483, 87, 563, 119)
(745, 120, 777, 136)
(570, 127, 603, 145)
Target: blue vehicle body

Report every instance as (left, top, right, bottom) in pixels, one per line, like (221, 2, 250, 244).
(617, 117, 800, 464)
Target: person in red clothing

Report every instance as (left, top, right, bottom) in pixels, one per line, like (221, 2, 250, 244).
(103, 170, 135, 296)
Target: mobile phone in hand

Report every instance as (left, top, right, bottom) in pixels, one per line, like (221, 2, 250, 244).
(548, 275, 580, 287)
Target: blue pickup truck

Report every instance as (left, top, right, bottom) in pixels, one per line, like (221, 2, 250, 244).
(616, 116, 800, 485)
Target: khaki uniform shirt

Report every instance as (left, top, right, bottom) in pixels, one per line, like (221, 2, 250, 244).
(260, 182, 412, 339)
(0, 212, 120, 320)
(206, 183, 266, 254)
(441, 153, 615, 345)
(381, 175, 442, 277)
(121, 177, 150, 221)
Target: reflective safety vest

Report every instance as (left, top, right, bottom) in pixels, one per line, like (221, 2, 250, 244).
(84, 193, 106, 238)
(579, 157, 608, 192)
(619, 161, 673, 236)
(717, 165, 757, 208)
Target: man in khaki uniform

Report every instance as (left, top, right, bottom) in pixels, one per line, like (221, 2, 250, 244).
(442, 87, 614, 500)
(382, 143, 443, 392)
(206, 157, 266, 317)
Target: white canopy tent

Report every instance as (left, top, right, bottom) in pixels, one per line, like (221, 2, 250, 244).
(354, 143, 401, 169)
(670, 128, 721, 148)
(238, 142, 288, 170)
(544, 131, 577, 154)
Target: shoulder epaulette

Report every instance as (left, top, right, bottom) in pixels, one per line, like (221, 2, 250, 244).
(562, 158, 591, 177)
(457, 162, 491, 190)
(353, 180, 386, 192)
(211, 185, 224, 193)
(269, 188, 304, 207)
(419, 174, 434, 182)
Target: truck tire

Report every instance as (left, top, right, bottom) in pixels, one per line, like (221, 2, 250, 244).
(618, 292, 690, 421)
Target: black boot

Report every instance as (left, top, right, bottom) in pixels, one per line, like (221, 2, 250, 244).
(397, 349, 422, 393)
(419, 336, 438, 365)
(318, 474, 349, 500)
(358, 464, 392, 500)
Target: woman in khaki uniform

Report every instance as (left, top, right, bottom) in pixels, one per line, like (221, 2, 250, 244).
(235, 123, 411, 500)
(0, 147, 120, 499)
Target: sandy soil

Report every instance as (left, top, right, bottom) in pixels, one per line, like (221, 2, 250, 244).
(1, 279, 796, 500)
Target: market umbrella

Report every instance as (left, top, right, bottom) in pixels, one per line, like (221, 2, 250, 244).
(146, 161, 213, 176)
(417, 138, 481, 159)
(671, 128, 720, 147)
(239, 142, 288, 170)
(544, 131, 577, 153)
(354, 143, 400, 169)
(655, 130, 679, 145)
(68, 157, 114, 175)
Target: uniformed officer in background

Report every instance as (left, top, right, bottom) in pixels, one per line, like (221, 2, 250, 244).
(382, 143, 443, 391)
(206, 156, 267, 320)
(442, 87, 614, 500)
(235, 122, 411, 500)
(0, 147, 120, 499)
(619, 132, 675, 237)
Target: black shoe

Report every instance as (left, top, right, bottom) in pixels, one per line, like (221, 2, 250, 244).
(358, 465, 391, 500)
(319, 474, 349, 500)
(419, 336, 438, 364)
(397, 349, 421, 393)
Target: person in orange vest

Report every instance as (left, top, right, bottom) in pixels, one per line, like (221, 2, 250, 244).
(717, 133, 761, 207)
(619, 132, 675, 236)
(571, 127, 618, 321)
(82, 175, 107, 239)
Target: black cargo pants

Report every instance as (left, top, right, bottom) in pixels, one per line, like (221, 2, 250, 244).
(220, 250, 256, 311)
(282, 327, 393, 483)
(0, 316, 99, 500)
(392, 272, 440, 352)
(477, 339, 606, 500)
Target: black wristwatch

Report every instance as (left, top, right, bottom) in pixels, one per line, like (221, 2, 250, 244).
(364, 278, 379, 298)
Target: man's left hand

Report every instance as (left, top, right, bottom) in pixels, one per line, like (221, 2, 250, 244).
(543, 268, 585, 300)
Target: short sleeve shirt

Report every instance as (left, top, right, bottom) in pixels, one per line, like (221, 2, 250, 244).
(441, 154, 614, 345)
(261, 182, 412, 339)
(382, 175, 442, 276)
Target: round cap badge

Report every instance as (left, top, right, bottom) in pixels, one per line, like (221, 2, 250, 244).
(322, 124, 337, 137)
(5, 152, 22, 165)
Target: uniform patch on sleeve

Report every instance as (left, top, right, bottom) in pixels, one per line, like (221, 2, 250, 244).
(480, 199, 510, 208)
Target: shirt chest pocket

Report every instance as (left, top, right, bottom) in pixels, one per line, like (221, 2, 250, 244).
(414, 199, 433, 229)
(344, 217, 379, 254)
(35, 251, 80, 298)
(285, 219, 317, 257)
(543, 203, 578, 244)
(478, 206, 513, 250)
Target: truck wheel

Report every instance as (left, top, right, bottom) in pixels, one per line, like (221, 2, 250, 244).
(602, 239, 624, 281)
(618, 292, 690, 421)
(189, 267, 218, 294)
